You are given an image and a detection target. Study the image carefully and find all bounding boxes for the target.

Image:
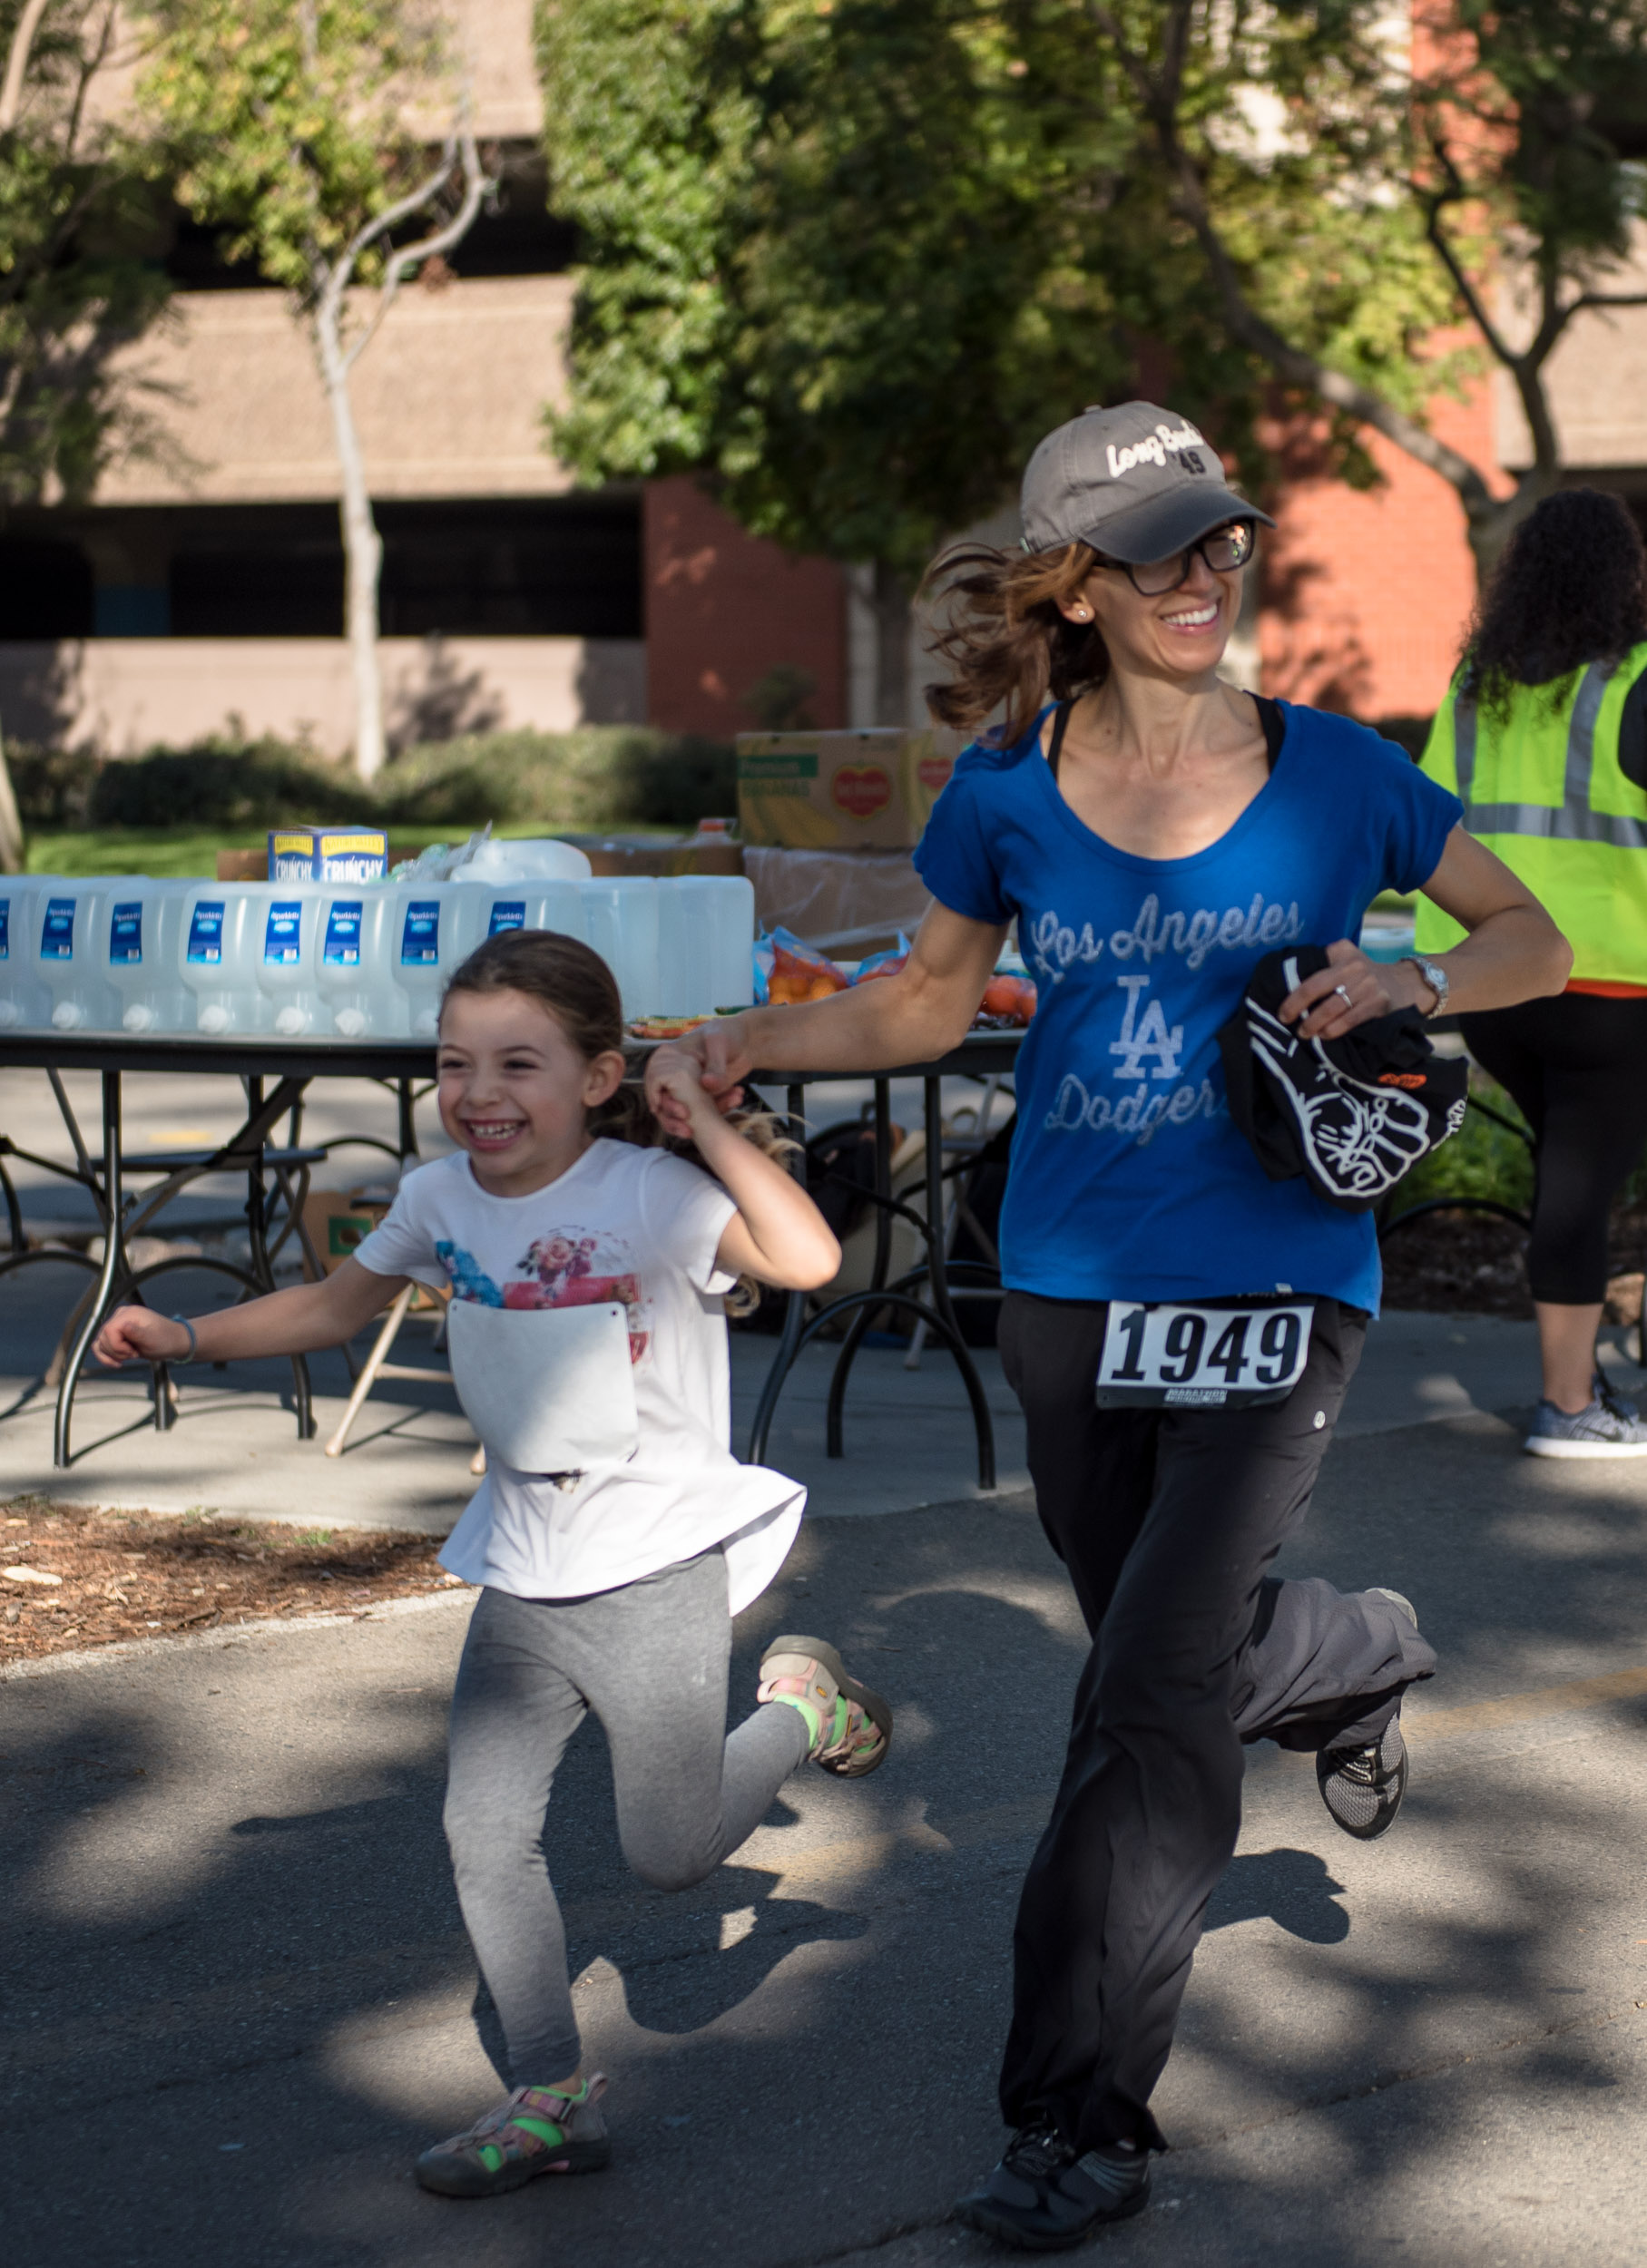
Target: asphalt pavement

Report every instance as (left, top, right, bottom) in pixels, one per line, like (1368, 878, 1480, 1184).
(7, 1391, 1647, 2268)
(6, 1062, 1647, 2265)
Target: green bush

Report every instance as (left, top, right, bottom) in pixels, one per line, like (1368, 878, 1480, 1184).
(379, 728, 737, 830)
(1370, 715, 1439, 763)
(6, 743, 101, 826)
(1395, 1074, 1534, 1214)
(8, 726, 738, 836)
(85, 737, 377, 828)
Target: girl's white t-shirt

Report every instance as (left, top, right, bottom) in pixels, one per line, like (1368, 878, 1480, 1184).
(351, 1140, 804, 1611)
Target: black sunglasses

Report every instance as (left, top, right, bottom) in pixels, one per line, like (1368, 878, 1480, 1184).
(1095, 522, 1258, 596)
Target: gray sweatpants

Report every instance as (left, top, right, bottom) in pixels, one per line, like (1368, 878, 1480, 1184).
(443, 1547, 810, 2084)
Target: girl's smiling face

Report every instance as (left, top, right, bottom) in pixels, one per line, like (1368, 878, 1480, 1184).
(436, 986, 626, 1197)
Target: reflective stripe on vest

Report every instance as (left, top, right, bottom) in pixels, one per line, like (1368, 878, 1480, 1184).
(1455, 661, 1647, 848)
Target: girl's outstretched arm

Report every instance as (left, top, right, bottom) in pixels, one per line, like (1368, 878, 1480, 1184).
(649, 1048, 841, 1290)
(93, 1256, 410, 1369)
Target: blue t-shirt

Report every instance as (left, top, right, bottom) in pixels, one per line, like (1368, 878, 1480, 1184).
(913, 701, 1463, 1313)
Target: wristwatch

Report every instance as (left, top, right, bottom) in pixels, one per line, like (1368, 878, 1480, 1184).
(1404, 955, 1449, 1017)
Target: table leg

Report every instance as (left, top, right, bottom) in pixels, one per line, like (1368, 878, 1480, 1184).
(746, 1081, 809, 1468)
(54, 1070, 124, 1467)
(923, 1075, 995, 1491)
(825, 1079, 893, 1458)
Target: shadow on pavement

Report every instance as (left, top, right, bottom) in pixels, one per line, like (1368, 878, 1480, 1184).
(4, 1436, 1647, 2264)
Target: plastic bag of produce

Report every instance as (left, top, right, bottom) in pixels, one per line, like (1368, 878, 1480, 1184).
(753, 927, 851, 1005)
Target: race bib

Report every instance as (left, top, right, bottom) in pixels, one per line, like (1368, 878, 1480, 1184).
(1095, 1300, 1312, 1409)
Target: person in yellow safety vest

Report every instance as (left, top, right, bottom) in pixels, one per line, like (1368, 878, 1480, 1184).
(1417, 487, 1647, 1458)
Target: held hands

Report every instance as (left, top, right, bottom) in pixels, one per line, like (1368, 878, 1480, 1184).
(1278, 940, 1437, 1042)
(644, 1021, 753, 1142)
(647, 1044, 727, 1145)
(93, 1305, 192, 1369)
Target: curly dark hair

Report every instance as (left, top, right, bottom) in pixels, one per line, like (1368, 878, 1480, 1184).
(1464, 488, 1647, 714)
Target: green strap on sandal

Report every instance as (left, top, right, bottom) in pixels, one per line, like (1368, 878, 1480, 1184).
(758, 1635, 893, 1777)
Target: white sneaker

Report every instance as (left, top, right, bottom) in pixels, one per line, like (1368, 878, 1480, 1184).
(1524, 1395, 1647, 1459)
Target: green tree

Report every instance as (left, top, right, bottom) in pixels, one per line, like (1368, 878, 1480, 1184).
(540, 0, 1134, 722)
(136, 1, 493, 777)
(1086, 0, 1647, 576)
(0, 1, 178, 867)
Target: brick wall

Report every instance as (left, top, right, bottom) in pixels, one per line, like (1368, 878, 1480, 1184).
(643, 476, 848, 734)
(1258, 373, 1513, 723)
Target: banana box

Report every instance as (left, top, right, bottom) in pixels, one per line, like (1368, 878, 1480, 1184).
(735, 729, 960, 849)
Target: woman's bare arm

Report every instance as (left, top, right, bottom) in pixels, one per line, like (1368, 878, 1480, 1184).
(1282, 825, 1572, 1040)
(646, 900, 1008, 1138)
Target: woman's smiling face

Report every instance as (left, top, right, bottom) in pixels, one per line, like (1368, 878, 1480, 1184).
(1067, 537, 1244, 683)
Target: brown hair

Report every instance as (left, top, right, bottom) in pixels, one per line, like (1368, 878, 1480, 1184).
(922, 541, 1110, 741)
(439, 931, 792, 1311)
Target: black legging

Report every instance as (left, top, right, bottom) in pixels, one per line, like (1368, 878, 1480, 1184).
(1460, 993, 1647, 1305)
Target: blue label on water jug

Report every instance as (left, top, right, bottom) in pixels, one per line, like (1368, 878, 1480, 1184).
(110, 901, 142, 963)
(40, 896, 76, 960)
(0, 899, 8, 960)
(186, 900, 224, 964)
(323, 900, 362, 966)
(488, 900, 526, 936)
(400, 900, 439, 964)
(264, 900, 302, 965)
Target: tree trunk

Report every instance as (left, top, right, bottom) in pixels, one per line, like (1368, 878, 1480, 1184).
(314, 308, 386, 778)
(0, 732, 23, 874)
(872, 560, 912, 727)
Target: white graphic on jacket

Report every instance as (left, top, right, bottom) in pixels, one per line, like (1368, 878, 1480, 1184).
(436, 1227, 652, 1361)
(1026, 890, 1302, 984)
(1242, 998, 1436, 1201)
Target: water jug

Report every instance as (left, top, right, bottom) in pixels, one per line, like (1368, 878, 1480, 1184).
(0, 874, 52, 1031)
(316, 886, 395, 1039)
(179, 885, 268, 1035)
(654, 875, 756, 1014)
(253, 884, 330, 1037)
(100, 877, 190, 1034)
(390, 880, 460, 1039)
(37, 881, 122, 1031)
(576, 878, 660, 1021)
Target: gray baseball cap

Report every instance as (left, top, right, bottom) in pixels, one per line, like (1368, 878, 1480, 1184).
(1020, 401, 1273, 563)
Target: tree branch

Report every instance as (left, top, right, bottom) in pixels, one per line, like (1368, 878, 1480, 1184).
(1418, 134, 1519, 370)
(0, 0, 51, 135)
(339, 130, 493, 372)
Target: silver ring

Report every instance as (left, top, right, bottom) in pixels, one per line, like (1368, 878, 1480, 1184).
(1332, 984, 1353, 1008)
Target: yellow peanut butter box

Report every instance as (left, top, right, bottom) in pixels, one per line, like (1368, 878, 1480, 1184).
(735, 729, 962, 849)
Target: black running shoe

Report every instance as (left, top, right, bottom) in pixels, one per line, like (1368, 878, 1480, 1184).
(955, 2116, 1151, 2251)
(1318, 1715, 1407, 1840)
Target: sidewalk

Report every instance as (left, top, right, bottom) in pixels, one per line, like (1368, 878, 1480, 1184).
(5, 1256, 1634, 1526)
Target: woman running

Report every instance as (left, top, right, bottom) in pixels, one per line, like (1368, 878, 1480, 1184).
(1417, 488, 1647, 1456)
(650, 402, 1569, 2249)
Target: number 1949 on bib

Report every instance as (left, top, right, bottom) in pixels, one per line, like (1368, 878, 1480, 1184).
(1095, 1302, 1313, 1409)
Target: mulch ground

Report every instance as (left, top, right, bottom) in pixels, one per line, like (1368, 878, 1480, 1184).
(0, 1501, 460, 1666)
(1377, 1203, 1647, 1326)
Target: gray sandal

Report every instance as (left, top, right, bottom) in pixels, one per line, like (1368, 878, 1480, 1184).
(758, 1635, 892, 1776)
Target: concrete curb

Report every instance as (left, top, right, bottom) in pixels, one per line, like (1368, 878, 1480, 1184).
(0, 1582, 473, 1683)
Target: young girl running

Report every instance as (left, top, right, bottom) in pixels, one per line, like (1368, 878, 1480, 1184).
(93, 928, 891, 2200)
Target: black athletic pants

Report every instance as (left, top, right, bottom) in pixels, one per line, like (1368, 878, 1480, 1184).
(1460, 992, 1647, 1306)
(996, 1292, 1436, 2156)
